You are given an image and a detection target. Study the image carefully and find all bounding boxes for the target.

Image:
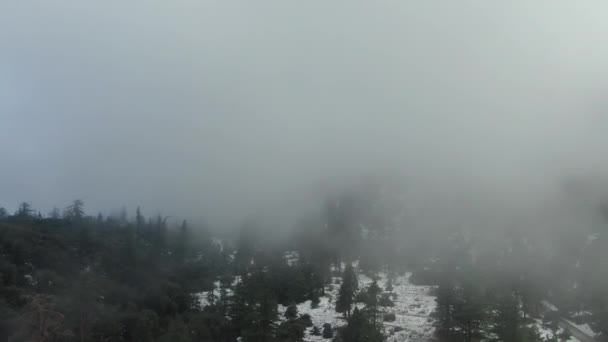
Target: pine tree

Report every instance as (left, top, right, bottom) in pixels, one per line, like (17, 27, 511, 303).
(336, 264, 358, 318)
(338, 307, 383, 342)
(136, 206, 145, 238)
(64, 199, 85, 221)
(219, 274, 233, 316)
(493, 291, 523, 342)
(233, 268, 278, 342)
(13, 295, 68, 342)
(453, 284, 485, 342)
(322, 323, 333, 338)
(433, 281, 457, 340)
(365, 281, 381, 328)
(48, 207, 61, 220)
(285, 303, 298, 320)
(15, 202, 33, 219)
(311, 294, 320, 309)
(0, 207, 6, 220)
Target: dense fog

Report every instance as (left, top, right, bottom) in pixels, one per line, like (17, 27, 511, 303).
(3, 2, 608, 342)
(2, 1, 608, 228)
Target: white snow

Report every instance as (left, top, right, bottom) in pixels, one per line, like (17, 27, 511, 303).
(532, 318, 581, 342)
(194, 266, 436, 342)
(285, 251, 300, 266)
(541, 300, 558, 312)
(195, 276, 240, 308)
(540, 301, 598, 338)
(564, 320, 597, 338)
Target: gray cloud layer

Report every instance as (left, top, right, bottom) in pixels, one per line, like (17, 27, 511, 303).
(2, 1, 608, 226)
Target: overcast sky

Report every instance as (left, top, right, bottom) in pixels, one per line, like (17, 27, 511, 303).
(2, 1, 608, 226)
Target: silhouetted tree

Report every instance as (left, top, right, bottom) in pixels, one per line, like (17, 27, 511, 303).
(48, 207, 61, 220)
(493, 291, 523, 342)
(285, 302, 298, 320)
(365, 280, 381, 328)
(15, 202, 33, 219)
(136, 206, 145, 238)
(336, 264, 358, 318)
(64, 199, 85, 221)
(337, 307, 383, 342)
(454, 284, 485, 342)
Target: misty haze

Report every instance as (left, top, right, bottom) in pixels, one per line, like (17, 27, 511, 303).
(1, 1, 607, 342)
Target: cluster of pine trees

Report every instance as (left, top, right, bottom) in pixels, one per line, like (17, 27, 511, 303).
(0, 198, 388, 342)
(1, 180, 607, 342)
(425, 227, 608, 342)
(0, 200, 233, 341)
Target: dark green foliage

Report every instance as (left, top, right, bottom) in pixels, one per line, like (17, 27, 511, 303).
(15, 202, 33, 219)
(0, 207, 8, 220)
(453, 284, 485, 342)
(64, 199, 85, 221)
(492, 291, 524, 342)
(354, 291, 368, 303)
(0, 204, 229, 342)
(276, 319, 306, 342)
(232, 268, 279, 341)
(365, 280, 381, 328)
(336, 264, 358, 318)
(299, 313, 313, 327)
(285, 302, 298, 320)
(334, 307, 383, 342)
(433, 281, 457, 339)
(383, 313, 396, 321)
(378, 293, 394, 307)
(323, 323, 333, 338)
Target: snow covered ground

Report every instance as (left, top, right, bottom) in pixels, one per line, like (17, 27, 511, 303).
(540, 300, 598, 339)
(564, 320, 597, 338)
(195, 276, 240, 307)
(194, 254, 437, 342)
(532, 318, 581, 342)
(278, 269, 437, 342)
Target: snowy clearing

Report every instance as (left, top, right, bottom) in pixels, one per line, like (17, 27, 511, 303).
(278, 270, 436, 342)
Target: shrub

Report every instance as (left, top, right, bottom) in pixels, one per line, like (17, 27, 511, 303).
(285, 303, 298, 320)
(299, 314, 313, 327)
(322, 323, 333, 338)
(379, 293, 395, 307)
(355, 291, 368, 303)
(384, 313, 397, 322)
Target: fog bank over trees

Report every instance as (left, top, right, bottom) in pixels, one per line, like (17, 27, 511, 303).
(2, 1, 608, 227)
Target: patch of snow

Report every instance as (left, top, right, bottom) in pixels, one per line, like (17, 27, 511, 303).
(531, 319, 581, 342)
(211, 237, 224, 252)
(195, 277, 241, 308)
(284, 251, 300, 266)
(541, 300, 558, 312)
(564, 320, 597, 338)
